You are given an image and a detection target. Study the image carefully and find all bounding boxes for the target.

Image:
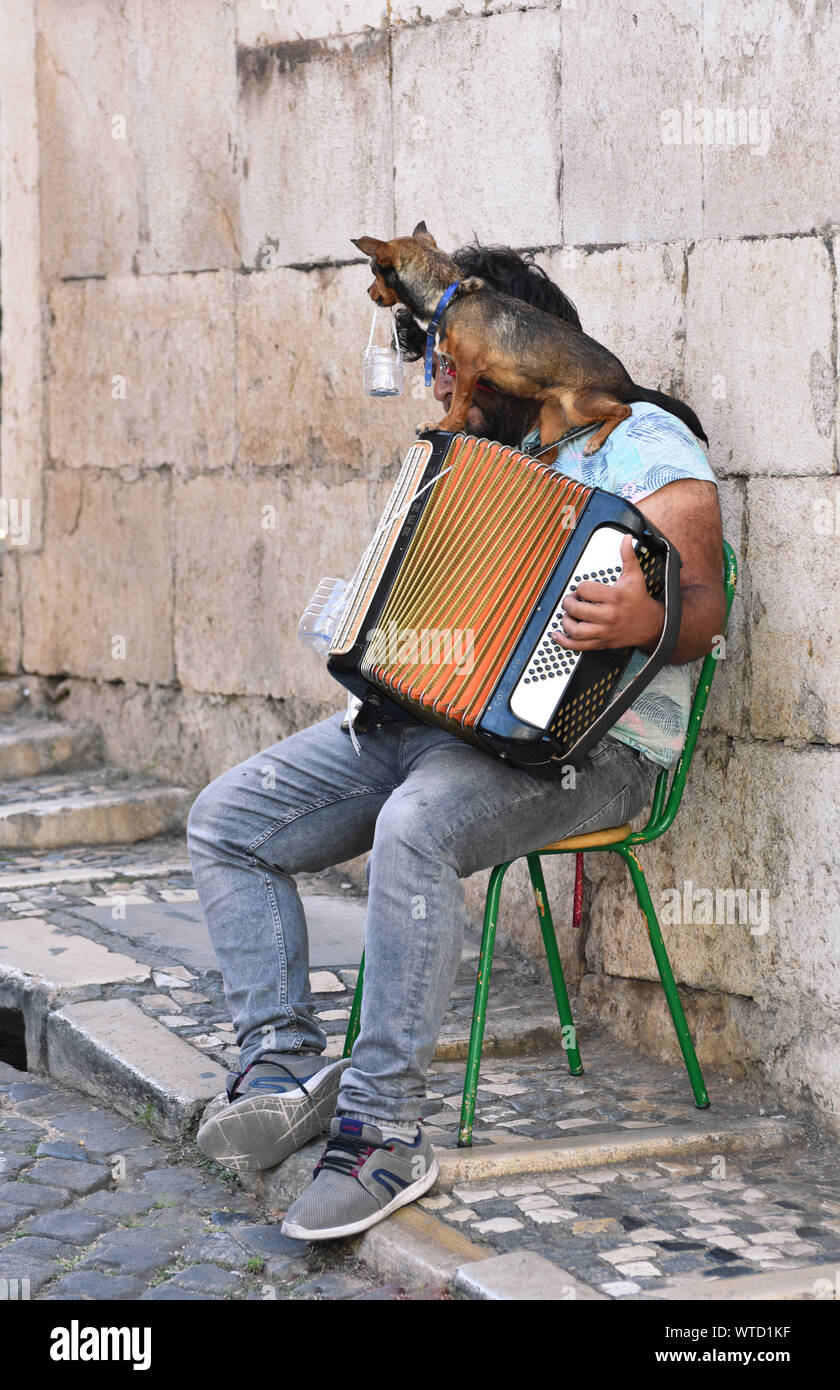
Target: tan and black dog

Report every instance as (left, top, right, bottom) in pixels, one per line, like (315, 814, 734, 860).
(352, 222, 706, 454)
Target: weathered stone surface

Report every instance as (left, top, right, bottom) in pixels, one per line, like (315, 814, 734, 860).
(238, 32, 393, 267)
(392, 10, 563, 250)
(47, 998, 228, 1139)
(36, 0, 137, 279)
(237, 0, 387, 44)
(131, 1, 240, 273)
(0, 0, 45, 552)
(167, 1262, 242, 1294)
(174, 469, 382, 699)
(78, 1227, 184, 1278)
(236, 261, 431, 471)
(42, 1270, 147, 1300)
(48, 273, 236, 472)
(541, 243, 687, 396)
(0, 720, 103, 780)
(22, 1208, 114, 1246)
(747, 478, 840, 744)
(0, 1180, 67, 1212)
(701, 0, 840, 236)
(0, 780, 192, 851)
(456, 1249, 606, 1301)
(24, 1157, 111, 1196)
(561, 0, 702, 244)
(584, 740, 840, 1129)
(0, 918, 149, 990)
(0, 555, 22, 674)
(18, 470, 174, 684)
(684, 237, 835, 477)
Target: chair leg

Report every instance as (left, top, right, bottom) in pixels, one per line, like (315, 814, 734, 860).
(342, 951, 365, 1059)
(527, 853, 584, 1076)
(617, 847, 710, 1109)
(458, 862, 509, 1147)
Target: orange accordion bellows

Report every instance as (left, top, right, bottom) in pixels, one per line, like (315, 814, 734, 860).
(327, 431, 680, 772)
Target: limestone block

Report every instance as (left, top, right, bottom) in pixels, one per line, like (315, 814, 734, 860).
(747, 478, 840, 744)
(36, 0, 137, 278)
(701, 0, 840, 236)
(703, 477, 748, 740)
(18, 470, 174, 683)
(392, 10, 563, 251)
(237, 0, 386, 44)
(174, 471, 381, 697)
(0, 918, 149, 991)
(236, 263, 432, 472)
(540, 243, 687, 393)
(684, 237, 834, 477)
(0, 553, 22, 674)
(48, 273, 236, 471)
(586, 740, 840, 1019)
(0, 0, 45, 549)
(561, 0, 703, 245)
(131, 0, 240, 273)
(238, 31, 393, 267)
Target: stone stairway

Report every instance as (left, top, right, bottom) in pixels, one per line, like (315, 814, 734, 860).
(0, 679, 194, 851)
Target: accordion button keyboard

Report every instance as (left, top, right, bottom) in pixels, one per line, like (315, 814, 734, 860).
(509, 526, 632, 729)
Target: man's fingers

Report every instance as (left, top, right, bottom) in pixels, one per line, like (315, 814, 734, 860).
(562, 591, 612, 620)
(564, 579, 612, 605)
(618, 534, 642, 574)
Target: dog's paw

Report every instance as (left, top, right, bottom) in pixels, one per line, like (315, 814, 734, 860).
(416, 422, 434, 437)
(582, 438, 602, 457)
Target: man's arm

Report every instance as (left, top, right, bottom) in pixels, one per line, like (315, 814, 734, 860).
(555, 479, 727, 664)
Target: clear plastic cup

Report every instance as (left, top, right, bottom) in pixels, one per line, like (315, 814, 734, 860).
(298, 577, 350, 653)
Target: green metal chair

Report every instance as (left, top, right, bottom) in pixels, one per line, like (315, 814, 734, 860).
(344, 541, 738, 1148)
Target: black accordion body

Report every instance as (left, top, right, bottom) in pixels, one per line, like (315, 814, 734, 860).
(327, 431, 681, 773)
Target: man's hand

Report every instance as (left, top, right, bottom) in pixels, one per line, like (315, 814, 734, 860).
(553, 535, 665, 653)
(551, 479, 727, 664)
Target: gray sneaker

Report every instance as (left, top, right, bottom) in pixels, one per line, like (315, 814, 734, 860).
(281, 1116, 439, 1241)
(196, 1052, 350, 1173)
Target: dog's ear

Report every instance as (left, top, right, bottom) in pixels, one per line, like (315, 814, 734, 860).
(352, 236, 393, 265)
(412, 221, 437, 248)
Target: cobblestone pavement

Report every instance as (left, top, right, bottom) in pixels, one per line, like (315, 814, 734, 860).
(0, 1062, 451, 1301)
(0, 843, 548, 1086)
(425, 1137, 840, 1298)
(423, 1035, 763, 1148)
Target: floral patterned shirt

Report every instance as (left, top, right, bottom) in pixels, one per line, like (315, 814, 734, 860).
(521, 402, 718, 768)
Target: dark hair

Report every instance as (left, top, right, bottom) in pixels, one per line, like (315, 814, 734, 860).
(395, 241, 582, 359)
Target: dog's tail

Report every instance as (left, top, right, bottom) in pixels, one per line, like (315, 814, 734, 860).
(620, 384, 708, 446)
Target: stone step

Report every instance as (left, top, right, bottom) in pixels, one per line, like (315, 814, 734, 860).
(0, 769, 194, 850)
(0, 716, 104, 779)
(0, 678, 30, 717)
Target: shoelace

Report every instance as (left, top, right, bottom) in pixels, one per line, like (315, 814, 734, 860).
(314, 1132, 391, 1181)
(227, 1057, 315, 1104)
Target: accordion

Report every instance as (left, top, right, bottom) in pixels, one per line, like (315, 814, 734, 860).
(327, 431, 680, 773)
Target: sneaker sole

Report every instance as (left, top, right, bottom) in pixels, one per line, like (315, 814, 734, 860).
(281, 1154, 440, 1241)
(196, 1057, 350, 1173)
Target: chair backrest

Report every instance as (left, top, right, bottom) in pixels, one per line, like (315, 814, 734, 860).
(633, 540, 738, 842)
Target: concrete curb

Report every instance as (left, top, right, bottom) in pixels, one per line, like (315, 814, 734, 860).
(652, 1263, 838, 1301)
(434, 1115, 801, 1184)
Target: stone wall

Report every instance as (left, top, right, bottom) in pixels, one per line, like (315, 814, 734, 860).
(1, 1, 838, 1132)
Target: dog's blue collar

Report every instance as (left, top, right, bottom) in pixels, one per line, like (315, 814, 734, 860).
(424, 281, 461, 387)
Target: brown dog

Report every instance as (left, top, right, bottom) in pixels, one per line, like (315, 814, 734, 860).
(352, 223, 706, 454)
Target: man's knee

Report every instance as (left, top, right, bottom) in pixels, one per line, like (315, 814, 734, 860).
(186, 771, 241, 852)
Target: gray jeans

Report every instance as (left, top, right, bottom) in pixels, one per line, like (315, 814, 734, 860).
(186, 712, 659, 1128)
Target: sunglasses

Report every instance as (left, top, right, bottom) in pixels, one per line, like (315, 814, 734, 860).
(434, 355, 498, 396)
